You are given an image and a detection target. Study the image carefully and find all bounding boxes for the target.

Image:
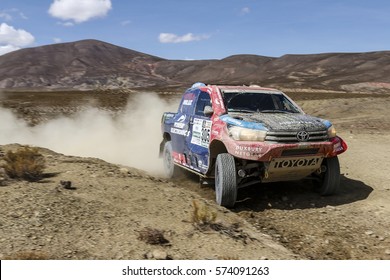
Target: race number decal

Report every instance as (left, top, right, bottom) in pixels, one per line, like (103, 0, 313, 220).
(191, 118, 212, 147)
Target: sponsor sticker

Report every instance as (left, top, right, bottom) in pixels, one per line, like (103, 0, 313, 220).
(234, 145, 266, 157)
(183, 99, 193, 106)
(170, 127, 189, 136)
(174, 122, 186, 129)
(271, 156, 322, 169)
(191, 118, 212, 147)
(165, 113, 175, 118)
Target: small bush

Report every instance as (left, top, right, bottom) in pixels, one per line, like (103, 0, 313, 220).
(191, 199, 217, 225)
(138, 227, 170, 245)
(2, 146, 46, 182)
(191, 201, 253, 243)
(0, 167, 10, 186)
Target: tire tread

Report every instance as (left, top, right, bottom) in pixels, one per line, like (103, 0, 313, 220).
(215, 153, 237, 207)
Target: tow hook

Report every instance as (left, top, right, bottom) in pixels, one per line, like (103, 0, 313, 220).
(316, 165, 327, 174)
(238, 169, 246, 178)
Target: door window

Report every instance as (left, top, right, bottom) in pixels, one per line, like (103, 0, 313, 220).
(180, 92, 196, 115)
(194, 91, 211, 116)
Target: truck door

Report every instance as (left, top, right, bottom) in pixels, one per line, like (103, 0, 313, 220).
(170, 91, 196, 156)
(185, 90, 212, 173)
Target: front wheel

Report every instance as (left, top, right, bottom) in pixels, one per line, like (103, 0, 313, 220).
(215, 153, 237, 207)
(318, 156, 341, 195)
(163, 141, 180, 178)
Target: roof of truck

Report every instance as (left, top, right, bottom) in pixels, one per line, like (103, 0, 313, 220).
(190, 82, 280, 92)
(216, 85, 281, 93)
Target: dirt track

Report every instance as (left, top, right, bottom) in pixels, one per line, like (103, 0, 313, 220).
(1, 90, 390, 259)
(179, 94, 390, 259)
(180, 132, 390, 259)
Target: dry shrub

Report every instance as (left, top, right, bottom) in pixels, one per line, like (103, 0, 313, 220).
(2, 146, 46, 182)
(191, 199, 217, 225)
(191, 200, 254, 243)
(138, 227, 170, 245)
(0, 167, 9, 186)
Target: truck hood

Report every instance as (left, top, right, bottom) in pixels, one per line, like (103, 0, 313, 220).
(221, 112, 329, 132)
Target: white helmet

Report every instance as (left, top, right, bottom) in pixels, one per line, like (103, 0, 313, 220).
(191, 82, 206, 88)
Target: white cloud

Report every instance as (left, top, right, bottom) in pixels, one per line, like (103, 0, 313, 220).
(48, 0, 112, 23)
(0, 12, 13, 21)
(0, 8, 28, 21)
(0, 23, 35, 55)
(0, 23, 34, 46)
(121, 20, 131, 26)
(240, 7, 250, 15)
(53, 37, 62, 43)
(159, 32, 210, 43)
(58, 21, 75, 27)
(19, 12, 28, 20)
(0, 44, 20, 56)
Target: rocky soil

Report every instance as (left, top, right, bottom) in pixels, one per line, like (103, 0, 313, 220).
(1, 90, 390, 259)
(0, 144, 294, 260)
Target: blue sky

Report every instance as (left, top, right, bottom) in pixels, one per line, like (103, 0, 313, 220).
(1, 0, 390, 59)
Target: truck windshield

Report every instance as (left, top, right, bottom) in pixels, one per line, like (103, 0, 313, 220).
(223, 92, 301, 113)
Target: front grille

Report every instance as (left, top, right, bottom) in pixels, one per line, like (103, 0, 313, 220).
(281, 148, 320, 157)
(265, 130, 328, 143)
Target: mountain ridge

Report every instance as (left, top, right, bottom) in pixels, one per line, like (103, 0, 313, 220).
(1, 39, 390, 93)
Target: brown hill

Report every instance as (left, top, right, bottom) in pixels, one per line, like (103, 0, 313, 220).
(0, 40, 169, 90)
(1, 39, 390, 93)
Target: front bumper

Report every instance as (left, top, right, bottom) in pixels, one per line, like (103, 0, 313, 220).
(225, 136, 347, 162)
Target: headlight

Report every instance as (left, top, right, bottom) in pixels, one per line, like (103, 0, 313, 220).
(229, 126, 267, 141)
(327, 125, 337, 138)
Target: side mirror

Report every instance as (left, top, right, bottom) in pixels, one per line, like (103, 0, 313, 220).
(203, 105, 214, 117)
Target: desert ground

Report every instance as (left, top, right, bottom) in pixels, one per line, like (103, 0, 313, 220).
(0, 89, 390, 259)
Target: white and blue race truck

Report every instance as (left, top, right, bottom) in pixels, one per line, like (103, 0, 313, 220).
(160, 83, 348, 207)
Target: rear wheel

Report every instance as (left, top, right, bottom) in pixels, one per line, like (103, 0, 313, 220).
(163, 141, 180, 178)
(215, 153, 237, 207)
(318, 156, 341, 195)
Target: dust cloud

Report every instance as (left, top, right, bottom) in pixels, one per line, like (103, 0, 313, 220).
(0, 93, 179, 175)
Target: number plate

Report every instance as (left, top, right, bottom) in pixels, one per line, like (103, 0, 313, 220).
(270, 156, 323, 170)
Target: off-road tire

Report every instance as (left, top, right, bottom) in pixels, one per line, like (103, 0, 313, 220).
(215, 153, 237, 207)
(319, 156, 341, 195)
(163, 141, 180, 178)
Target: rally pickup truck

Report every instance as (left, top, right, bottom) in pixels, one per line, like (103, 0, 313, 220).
(160, 83, 348, 207)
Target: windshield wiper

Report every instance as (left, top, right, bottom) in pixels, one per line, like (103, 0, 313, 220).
(259, 109, 292, 113)
(228, 109, 255, 113)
